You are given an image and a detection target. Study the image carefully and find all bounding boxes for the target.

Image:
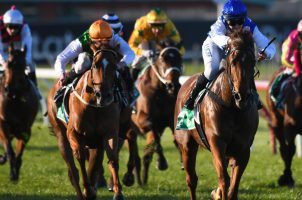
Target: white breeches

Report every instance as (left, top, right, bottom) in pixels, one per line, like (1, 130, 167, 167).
(202, 37, 225, 80)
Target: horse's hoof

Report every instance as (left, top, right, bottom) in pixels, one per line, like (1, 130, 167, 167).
(156, 158, 168, 171)
(122, 172, 135, 187)
(83, 187, 97, 200)
(113, 193, 125, 200)
(278, 174, 295, 187)
(97, 176, 107, 188)
(211, 189, 221, 200)
(0, 155, 7, 165)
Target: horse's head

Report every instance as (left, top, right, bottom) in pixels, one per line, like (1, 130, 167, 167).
(225, 29, 256, 109)
(153, 43, 183, 96)
(3, 43, 27, 98)
(89, 46, 118, 107)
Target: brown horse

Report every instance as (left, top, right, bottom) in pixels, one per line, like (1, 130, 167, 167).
(174, 29, 258, 200)
(0, 44, 39, 181)
(130, 44, 183, 184)
(266, 67, 302, 187)
(47, 47, 124, 200)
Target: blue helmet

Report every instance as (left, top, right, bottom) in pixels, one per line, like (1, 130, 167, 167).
(222, 0, 247, 20)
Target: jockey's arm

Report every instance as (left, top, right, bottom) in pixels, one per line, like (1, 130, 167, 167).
(207, 19, 230, 50)
(54, 39, 83, 77)
(111, 34, 135, 66)
(21, 24, 34, 71)
(253, 26, 276, 60)
(128, 29, 143, 55)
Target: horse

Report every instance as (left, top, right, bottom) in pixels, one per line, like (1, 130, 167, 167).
(266, 66, 302, 187)
(128, 41, 183, 185)
(174, 29, 259, 200)
(0, 44, 39, 181)
(47, 46, 124, 200)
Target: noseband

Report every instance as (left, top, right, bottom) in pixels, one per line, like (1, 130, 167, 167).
(147, 47, 182, 86)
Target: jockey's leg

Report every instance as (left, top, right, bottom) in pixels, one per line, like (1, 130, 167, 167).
(184, 37, 222, 110)
(28, 71, 38, 86)
(184, 73, 209, 110)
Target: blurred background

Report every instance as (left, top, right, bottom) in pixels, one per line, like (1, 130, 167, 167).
(1, 0, 301, 68)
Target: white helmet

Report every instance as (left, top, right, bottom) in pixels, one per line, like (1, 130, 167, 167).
(3, 6, 23, 25)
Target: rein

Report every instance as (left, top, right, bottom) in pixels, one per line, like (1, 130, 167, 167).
(71, 49, 116, 108)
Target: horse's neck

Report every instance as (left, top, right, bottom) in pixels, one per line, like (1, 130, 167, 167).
(210, 72, 233, 105)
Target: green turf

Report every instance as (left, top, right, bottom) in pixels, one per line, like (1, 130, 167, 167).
(1, 64, 301, 200)
(0, 111, 301, 199)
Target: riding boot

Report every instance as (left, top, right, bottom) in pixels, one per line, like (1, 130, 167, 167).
(184, 73, 209, 110)
(251, 80, 263, 110)
(28, 71, 38, 86)
(54, 69, 79, 107)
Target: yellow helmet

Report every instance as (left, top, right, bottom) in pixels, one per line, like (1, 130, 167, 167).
(89, 20, 113, 41)
(146, 8, 167, 25)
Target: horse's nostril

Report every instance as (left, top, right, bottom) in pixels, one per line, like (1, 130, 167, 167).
(95, 92, 101, 98)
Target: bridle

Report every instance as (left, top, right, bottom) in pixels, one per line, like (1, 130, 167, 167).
(147, 47, 182, 88)
(225, 46, 255, 105)
(72, 49, 117, 108)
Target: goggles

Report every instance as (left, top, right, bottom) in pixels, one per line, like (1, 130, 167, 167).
(227, 19, 244, 26)
(5, 24, 22, 30)
(150, 23, 165, 29)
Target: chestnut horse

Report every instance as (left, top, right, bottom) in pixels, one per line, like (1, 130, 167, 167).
(174, 29, 258, 200)
(0, 44, 39, 181)
(47, 47, 124, 200)
(130, 44, 183, 184)
(266, 67, 302, 187)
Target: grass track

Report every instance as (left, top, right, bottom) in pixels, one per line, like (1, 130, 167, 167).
(1, 67, 302, 200)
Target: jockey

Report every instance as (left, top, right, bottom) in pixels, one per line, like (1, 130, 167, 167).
(184, 0, 276, 110)
(102, 13, 124, 37)
(128, 8, 185, 81)
(54, 20, 135, 105)
(0, 6, 37, 86)
(270, 19, 302, 105)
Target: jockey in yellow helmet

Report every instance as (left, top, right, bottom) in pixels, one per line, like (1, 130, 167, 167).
(128, 8, 185, 81)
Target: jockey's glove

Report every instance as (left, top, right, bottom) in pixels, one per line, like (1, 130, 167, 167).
(141, 50, 154, 58)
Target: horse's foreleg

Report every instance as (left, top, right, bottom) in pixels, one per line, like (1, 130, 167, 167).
(181, 135, 199, 200)
(154, 131, 168, 171)
(87, 148, 103, 194)
(228, 150, 250, 200)
(277, 125, 296, 187)
(122, 129, 141, 187)
(105, 137, 124, 199)
(0, 123, 17, 181)
(56, 130, 84, 200)
(14, 138, 27, 180)
(210, 137, 229, 200)
(142, 130, 156, 184)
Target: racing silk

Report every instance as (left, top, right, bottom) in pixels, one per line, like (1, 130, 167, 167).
(0, 18, 32, 66)
(128, 15, 185, 55)
(281, 30, 301, 68)
(54, 30, 135, 76)
(207, 16, 275, 59)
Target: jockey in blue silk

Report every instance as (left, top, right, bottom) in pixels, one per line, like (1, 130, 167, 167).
(0, 6, 38, 86)
(183, 0, 276, 110)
